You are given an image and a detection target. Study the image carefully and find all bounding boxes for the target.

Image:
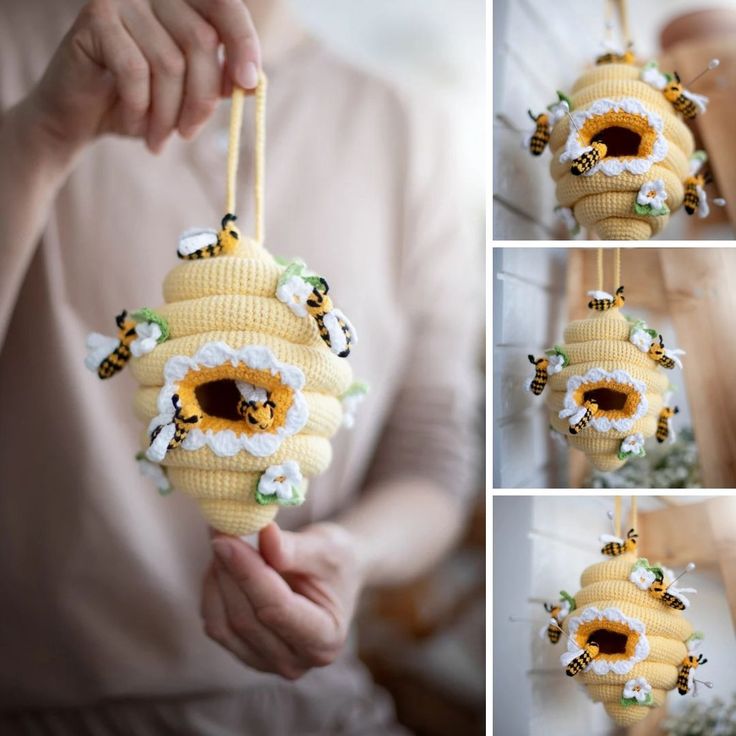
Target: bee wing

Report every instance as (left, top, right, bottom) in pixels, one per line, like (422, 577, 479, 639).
(688, 669, 696, 695)
(668, 419, 677, 444)
(235, 381, 267, 404)
(682, 89, 709, 113)
(177, 227, 218, 256)
(84, 332, 121, 371)
(525, 374, 535, 393)
(539, 624, 550, 640)
(697, 186, 710, 218)
(599, 534, 624, 545)
(568, 407, 587, 425)
(587, 290, 613, 300)
(560, 648, 585, 666)
(522, 131, 534, 149)
(664, 349, 685, 369)
(331, 308, 358, 344)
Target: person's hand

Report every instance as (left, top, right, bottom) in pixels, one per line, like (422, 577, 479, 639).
(201, 522, 364, 680)
(21, 0, 261, 158)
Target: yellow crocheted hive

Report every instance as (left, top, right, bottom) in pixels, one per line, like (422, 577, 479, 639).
(563, 553, 693, 727)
(549, 64, 695, 240)
(129, 236, 353, 535)
(546, 307, 668, 472)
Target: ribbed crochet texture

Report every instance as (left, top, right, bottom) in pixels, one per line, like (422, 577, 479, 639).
(564, 553, 693, 727)
(546, 307, 666, 471)
(130, 237, 352, 535)
(549, 64, 695, 240)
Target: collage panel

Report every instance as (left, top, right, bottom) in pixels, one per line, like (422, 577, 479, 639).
(493, 495, 736, 736)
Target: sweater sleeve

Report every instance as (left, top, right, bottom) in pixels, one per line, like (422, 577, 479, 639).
(362, 92, 483, 505)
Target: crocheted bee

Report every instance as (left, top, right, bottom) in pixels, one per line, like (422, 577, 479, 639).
(663, 72, 708, 120)
(647, 335, 685, 370)
(595, 42, 635, 66)
(305, 279, 357, 358)
(677, 640, 708, 695)
(571, 141, 608, 176)
(656, 405, 679, 444)
(526, 355, 550, 395)
(587, 285, 625, 311)
(562, 398, 599, 435)
(562, 640, 600, 677)
(177, 213, 240, 259)
(236, 384, 277, 431)
(600, 528, 638, 556)
(85, 310, 137, 379)
(148, 394, 202, 462)
(526, 111, 551, 156)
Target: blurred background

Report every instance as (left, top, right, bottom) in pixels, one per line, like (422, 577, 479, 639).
(289, 4, 486, 734)
(494, 495, 736, 736)
(493, 0, 736, 240)
(492, 247, 736, 488)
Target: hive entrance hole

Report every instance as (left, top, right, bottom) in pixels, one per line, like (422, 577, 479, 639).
(195, 380, 243, 421)
(587, 628, 629, 655)
(592, 127, 642, 157)
(583, 388, 628, 411)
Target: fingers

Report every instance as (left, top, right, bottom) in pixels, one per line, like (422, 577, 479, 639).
(213, 563, 309, 680)
(120, 3, 185, 152)
(211, 535, 338, 662)
(200, 563, 271, 670)
(152, 0, 221, 139)
(188, 0, 260, 89)
(82, 5, 151, 135)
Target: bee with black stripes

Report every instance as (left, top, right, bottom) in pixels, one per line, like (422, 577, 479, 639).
(541, 596, 572, 644)
(657, 405, 680, 444)
(561, 641, 600, 677)
(85, 310, 137, 379)
(526, 355, 550, 396)
(237, 393, 277, 431)
(177, 213, 240, 259)
(148, 393, 201, 461)
(678, 652, 708, 695)
(664, 72, 708, 120)
(600, 528, 638, 556)
(571, 141, 607, 176)
(526, 110, 551, 156)
(561, 398, 599, 435)
(648, 579, 688, 610)
(587, 285, 625, 311)
(595, 42, 635, 66)
(305, 278, 357, 358)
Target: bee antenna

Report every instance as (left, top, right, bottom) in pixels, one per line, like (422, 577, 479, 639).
(659, 334, 664, 347)
(528, 109, 537, 122)
(674, 406, 680, 414)
(221, 213, 237, 228)
(673, 70, 681, 83)
(528, 354, 536, 364)
(544, 602, 553, 613)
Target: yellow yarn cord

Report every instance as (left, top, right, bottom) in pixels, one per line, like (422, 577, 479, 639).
(597, 248, 604, 292)
(607, 0, 631, 48)
(614, 247, 621, 289)
(630, 495, 638, 532)
(614, 495, 622, 538)
(224, 75, 267, 244)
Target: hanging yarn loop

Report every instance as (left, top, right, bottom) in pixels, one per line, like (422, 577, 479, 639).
(595, 247, 623, 294)
(225, 75, 268, 245)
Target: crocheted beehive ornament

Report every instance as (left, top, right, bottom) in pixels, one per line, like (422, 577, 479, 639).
(528, 248, 685, 473)
(555, 502, 707, 728)
(85, 78, 363, 536)
(549, 62, 695, 240)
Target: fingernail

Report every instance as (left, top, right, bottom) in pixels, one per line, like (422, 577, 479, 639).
(240, 61, 259, 90)
(212, 539, 232, 563)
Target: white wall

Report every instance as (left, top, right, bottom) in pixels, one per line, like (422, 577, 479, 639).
(493, 248, 568, 488)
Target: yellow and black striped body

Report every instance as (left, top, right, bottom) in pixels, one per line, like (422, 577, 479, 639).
(571, 141, 607, 176)
(601, 529, 638, 556)
(677, 654, 706, 695)
(683, 176, 704, 215)
(672, 94, 698, 120)
(569, 400, 598, 435)
(306, 280, 353, 358)
(150, 394, 201, 453)
(588, 286, 624, 311)
(595, 50, 635, 65)
(547, 625, 562, 644)
(647, 337, 675, 369)
(656, 406, 678, 443)
(178, 213, 240, 260)
(566, 643, 600, 677)
(528, 111, 550, 156)
(544, 603, 563, 644)
(649, 580, 687, 610)
(237, 397, 276, 430)
(528, 355, 549, 396)
(98, 311, 137, 379)
(314, 313, 353, 357)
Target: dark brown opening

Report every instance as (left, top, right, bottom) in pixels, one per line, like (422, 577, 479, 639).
(592, 126, 642, 157)
(587, 628, 629, 655)
(583, 388, 628, 411)
(194, 379, 243, 421)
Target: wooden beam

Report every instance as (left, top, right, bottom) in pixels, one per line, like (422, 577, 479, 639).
(659, 249, 736, 487)
(705, 497, 736, 626)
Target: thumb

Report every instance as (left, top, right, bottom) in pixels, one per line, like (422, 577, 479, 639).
(259, 522, 327, 576)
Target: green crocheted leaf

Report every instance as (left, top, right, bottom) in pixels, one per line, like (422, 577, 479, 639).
(131, 308, 170, 342)
(341, 381, 370, 400)
(620, 693, 654, 708)
(255, 485, 305, 507)
(559, 590, 576, 610)
(548, 90, 573, 111)
(545, 345, 569, 366)
(634, 202, 669, 217)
